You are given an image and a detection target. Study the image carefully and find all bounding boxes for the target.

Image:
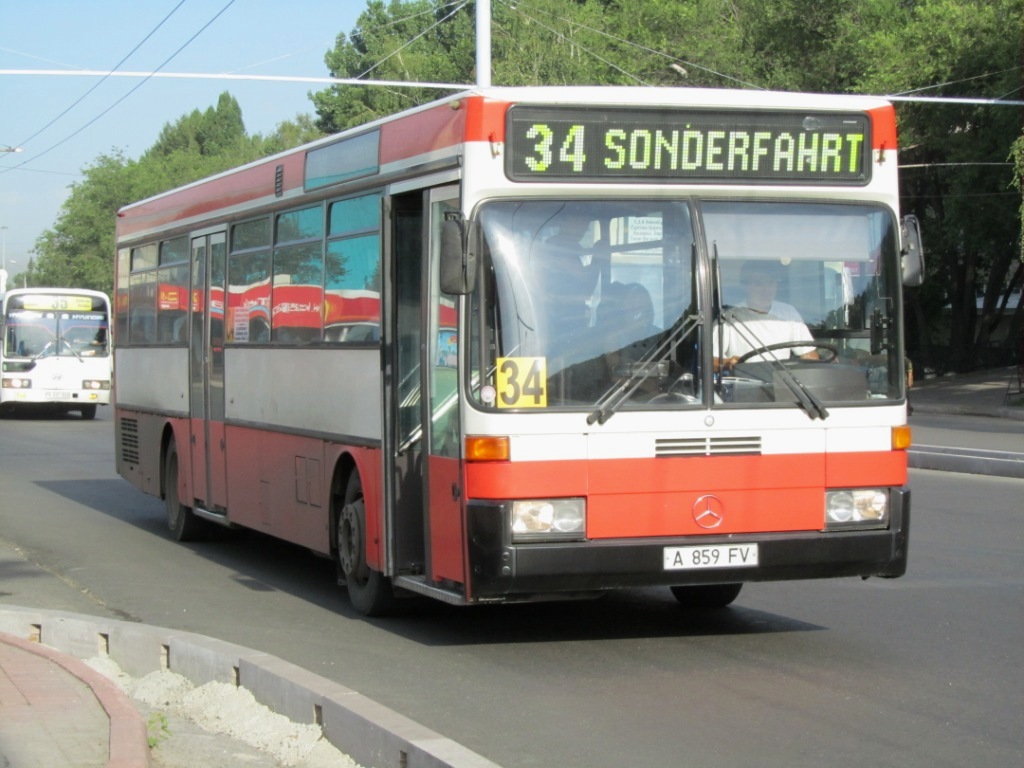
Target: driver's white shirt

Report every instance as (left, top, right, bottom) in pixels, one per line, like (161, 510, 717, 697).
(715, 301, 815, 361)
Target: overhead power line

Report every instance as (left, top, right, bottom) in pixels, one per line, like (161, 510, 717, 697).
(0, 0, 239, 177)
(7, 70, 1021, 107)
(0, 69, 471, 90)
(12, 1, 188, 150)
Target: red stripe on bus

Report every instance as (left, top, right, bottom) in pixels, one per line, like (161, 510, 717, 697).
(826, 449, 907, 486)
(466, 450, 907, 538)
(868, 104, 897, 151)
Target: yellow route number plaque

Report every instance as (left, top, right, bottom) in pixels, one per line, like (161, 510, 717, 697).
(495, 357, 547, 408)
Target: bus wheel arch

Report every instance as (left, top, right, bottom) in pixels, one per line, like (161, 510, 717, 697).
(332, 460, 394, 616)
(162, 427, 205, 542)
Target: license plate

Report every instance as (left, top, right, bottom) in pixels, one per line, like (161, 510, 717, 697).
(44, 391, 73, 400)
(663, 543, 759, 570)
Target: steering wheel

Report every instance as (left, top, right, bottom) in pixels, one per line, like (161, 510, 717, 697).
(649, 373, 700, 405)
(734, 340, 839, 365)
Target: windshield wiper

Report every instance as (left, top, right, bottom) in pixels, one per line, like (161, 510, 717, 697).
(61, 337, 85, 362)
(587, 313, 700, 425)
(717, 310, 829, 420)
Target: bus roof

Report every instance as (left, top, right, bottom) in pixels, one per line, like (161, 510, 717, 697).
(116, 85, 896, 242)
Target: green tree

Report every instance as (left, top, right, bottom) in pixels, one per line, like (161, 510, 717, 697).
(31, 152, 138, 293)
(851, 0, 1022, 371)
(313, 0, 623, 134)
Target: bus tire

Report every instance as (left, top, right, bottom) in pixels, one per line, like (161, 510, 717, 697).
(164, 439, 204, 542)
(336, 472, 394, 616)
(80, 405, 97, 420)
(670, 583, 742, 609)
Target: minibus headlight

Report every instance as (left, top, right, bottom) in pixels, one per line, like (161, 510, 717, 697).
(2, 377, 31, 389)
(82, 379, 110, 390)
(511, 498, 586, 542)
(826, 489, 888, 530)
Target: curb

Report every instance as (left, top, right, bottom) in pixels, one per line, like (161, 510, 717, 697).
(907, 444, 1024, 479)
(0, 607, 500, 768)
(910, 402, 1024, 422)
(0, 630, 151, 768)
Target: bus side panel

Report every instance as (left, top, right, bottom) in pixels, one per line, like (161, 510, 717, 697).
(223, 425, 328, 551)
(114, 408, 173, 499)
(114, 348, 190, 415)
(113, 347, 190, 500)
(224, 347, 382, 444)
(427, 455, 465, 585)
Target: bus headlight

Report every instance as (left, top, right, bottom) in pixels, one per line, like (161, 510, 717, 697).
(825, 489, 888, 530)
(2, 377, 31, 389)
(82, 379, 110, 390)
(511, 498, 586, 542)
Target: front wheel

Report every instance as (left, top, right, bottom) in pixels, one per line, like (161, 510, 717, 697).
(79, 404, 97, 420)
(335, 472, 394, 616)
(670, 583, 743, 609)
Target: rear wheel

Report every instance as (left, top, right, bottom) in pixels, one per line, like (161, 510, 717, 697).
(336, 472, 393, 616)
(164, 438, 205, 542)
(670, 583, 743, 609)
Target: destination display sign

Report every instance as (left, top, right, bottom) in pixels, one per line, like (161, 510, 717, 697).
(506, 106, 871, 184)
(10, 294, 95, 312)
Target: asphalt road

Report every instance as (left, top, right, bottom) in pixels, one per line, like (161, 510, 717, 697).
(1, 408, 1021, 767)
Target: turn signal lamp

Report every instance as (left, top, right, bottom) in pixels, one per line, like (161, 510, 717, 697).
(891, 425, 912, 450)
(465, 435, 510, 462)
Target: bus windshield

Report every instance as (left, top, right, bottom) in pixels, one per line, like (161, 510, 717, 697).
(4, 308, 110, 359)
(470, 199, 903, 412)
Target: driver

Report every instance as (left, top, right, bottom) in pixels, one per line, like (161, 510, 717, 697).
(714, 260, 819, 370)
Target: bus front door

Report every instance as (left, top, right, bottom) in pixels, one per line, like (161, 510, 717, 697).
(388, 187, 465, 594)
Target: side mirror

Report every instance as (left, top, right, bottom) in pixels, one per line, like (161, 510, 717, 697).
(900, 214, 925, 287)
(440, 213, 478, 295)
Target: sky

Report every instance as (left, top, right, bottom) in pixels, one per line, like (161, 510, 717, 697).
(0, 0, 365, 278)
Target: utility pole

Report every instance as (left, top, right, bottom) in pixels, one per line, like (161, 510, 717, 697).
(0, 225, 8, 293)
(476, 0, 490, 87)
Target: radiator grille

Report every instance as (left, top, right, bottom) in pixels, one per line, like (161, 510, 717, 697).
(119, 418, 140, 465)
(655, 435, 762, 457)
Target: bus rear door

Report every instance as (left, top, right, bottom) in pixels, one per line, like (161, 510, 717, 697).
(189, 231, 228, 512)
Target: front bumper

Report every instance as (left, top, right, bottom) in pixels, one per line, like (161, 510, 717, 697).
(466, 488, 909, 601)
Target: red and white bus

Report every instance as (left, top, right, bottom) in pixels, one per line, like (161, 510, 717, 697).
(113, 86, 922, 615)
(2, 287, 112, 419)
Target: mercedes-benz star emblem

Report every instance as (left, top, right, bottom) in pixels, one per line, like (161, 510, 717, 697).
(692, 494, 725, 529)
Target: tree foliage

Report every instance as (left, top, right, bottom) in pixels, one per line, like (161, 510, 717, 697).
(849, 0, 1023, 369)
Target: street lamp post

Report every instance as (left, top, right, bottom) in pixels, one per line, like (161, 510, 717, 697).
(1, 225, 7, 272)
(1, 146, 23, 153)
